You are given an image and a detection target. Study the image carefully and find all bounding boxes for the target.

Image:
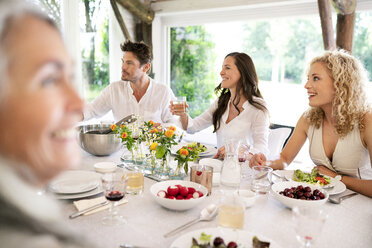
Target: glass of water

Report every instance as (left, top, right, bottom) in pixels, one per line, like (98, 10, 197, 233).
(251, 165, 273, 194)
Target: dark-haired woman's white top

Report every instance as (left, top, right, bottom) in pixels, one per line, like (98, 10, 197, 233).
(186, 97, 270, 156)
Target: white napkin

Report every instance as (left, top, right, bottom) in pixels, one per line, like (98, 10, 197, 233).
(73, 196, 128, 216)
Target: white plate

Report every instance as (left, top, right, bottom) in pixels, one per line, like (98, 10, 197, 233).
(49, 170, 101, 194)
(52, 185, 103, 200)
(199, 158, 222, 172)
(94, 161, 117, 173)
(170, 227, 281, 248)
(283, 170, 346, 195)
(171, 143, 217, 157)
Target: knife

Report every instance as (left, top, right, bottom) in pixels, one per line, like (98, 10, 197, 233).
(69, 201, 109, 219)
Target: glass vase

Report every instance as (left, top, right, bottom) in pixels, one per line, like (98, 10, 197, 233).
(155, 154, 170, 180)
(169, 161, 186, 180)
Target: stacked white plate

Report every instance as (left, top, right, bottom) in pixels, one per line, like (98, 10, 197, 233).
(49, 170, 102, 200)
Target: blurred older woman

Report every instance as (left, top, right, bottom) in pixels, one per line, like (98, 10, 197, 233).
(0, 1, 96, 247)
(250, 50, 372, 197)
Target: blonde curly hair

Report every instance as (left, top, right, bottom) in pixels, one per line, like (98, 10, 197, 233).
(304, 50, 371, 137)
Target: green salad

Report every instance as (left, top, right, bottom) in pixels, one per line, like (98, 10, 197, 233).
(187, 142, 207, 153)
(292, 168, 331, 186)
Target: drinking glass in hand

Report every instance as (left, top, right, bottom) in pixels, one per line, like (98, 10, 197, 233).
(101, 169, 128, 225)
(292, 206, 328, 248)
(238, 141, 251, 163)
(173, 96, 187, 114)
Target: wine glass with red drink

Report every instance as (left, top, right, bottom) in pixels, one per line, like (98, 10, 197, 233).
(237, 140, 250, 164)
(101, 169, 128, 225)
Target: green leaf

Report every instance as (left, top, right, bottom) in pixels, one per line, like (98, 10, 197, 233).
(155, 145, 166, 159)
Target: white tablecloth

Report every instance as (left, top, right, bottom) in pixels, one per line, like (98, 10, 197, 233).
(59, 149, 372, 248)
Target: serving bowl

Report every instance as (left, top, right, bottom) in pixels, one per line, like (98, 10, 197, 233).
(150, 180, 208, 211)
(271, 181, 328, 209)
(77, 124, 121, 156)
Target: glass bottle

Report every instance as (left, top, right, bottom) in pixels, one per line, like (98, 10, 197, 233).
(220, 152, 241, 191)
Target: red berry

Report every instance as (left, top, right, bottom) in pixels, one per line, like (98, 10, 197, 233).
(157, 190, 167, 198)
(196, 191, 204, 197)
(227, 241, 238, 248)
(188, 187, 196, 194)
(168, 195, 175, 200)
(175, 184, 182, 190)
(167, 185, 180, 196)
(196, 171, 202, 176)
(185, 194, 193, 199)
(176, 195, 184, 200)
(179, 186, 189, 196)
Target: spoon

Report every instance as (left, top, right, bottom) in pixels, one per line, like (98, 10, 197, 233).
(163, 204, 218, 238)
(328, 192, 357, 204)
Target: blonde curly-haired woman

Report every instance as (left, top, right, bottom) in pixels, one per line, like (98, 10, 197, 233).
(250, 50, 372, 197)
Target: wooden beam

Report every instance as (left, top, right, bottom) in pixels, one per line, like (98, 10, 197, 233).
(110, 0, 132, 41)
(115, 0, 154, 24)
(336, 12, 355, 52)
(317, 0, 336, 50)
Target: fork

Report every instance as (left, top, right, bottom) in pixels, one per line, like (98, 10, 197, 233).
(328, 192, 358, 204)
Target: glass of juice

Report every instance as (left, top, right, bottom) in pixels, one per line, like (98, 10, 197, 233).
(173, 96, 187, 113)
(217, 192, 245, 229)
(125, 170, 144, 195)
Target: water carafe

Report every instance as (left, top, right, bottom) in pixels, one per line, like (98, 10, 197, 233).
(220, 139, 241, 190)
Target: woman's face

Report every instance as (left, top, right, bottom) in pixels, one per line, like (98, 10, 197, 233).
(0, 15, 83, 184)
(304, 62, 335, 110)
(220, 56, 241, 90)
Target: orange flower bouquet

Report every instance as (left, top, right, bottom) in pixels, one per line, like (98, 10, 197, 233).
(174, 144, 201, 177)
(111, 123, 136, 159)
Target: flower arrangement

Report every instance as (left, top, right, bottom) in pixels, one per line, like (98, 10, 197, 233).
(174, 142, 203, 175)
(111, 123, 135, 158)
(150, 125, 178, 160)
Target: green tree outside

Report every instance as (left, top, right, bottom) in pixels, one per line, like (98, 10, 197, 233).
(170, 26, 217, 118)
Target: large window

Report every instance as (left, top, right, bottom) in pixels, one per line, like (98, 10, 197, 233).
(170, 12, 372, 127)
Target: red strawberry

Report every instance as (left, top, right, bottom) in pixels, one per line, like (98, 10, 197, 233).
(185, 194, 193, 199)
(157, 190, 167, 198)
(196, 171, 202, 176)
(188, 187, 196, 194)
(167, 185, 180, 196)
(179, 186, 189, 196)
(168, 195, 176, 200)
(176, 195, 184, 200)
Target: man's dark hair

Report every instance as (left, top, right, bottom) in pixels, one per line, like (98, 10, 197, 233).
(120, 40, 152, 65)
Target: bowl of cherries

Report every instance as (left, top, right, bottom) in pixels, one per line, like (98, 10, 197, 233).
(150, 180, 208, 211)
(271, 181, 329, 209)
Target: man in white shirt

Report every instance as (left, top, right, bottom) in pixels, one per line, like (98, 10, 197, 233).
(83, 40, 177, 124)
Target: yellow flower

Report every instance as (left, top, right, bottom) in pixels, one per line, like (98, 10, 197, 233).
(165, 130, 174, 138)
(110, 124, 117, 131)
(150, 142, 158, 150)
(121, 132, 128, 139)
(120, 124, 125, 128)
(168, 126, 176, 132)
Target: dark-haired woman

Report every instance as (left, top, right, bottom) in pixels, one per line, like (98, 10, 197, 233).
(170, 52, 269, 158)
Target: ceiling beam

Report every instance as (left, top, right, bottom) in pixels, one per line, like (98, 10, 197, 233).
(115, 0, 154, 24)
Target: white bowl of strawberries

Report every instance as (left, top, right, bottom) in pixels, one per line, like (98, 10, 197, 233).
(150, 180, 208, 211)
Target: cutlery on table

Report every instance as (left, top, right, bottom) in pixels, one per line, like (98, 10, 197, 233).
(328, 192, 358, 204)
(163, 204, 218, 238)
(272, 171, 289, 181)
(69, 201, 109, 219)
(101, 114, 137, 134)
(119, 244, 149, 248)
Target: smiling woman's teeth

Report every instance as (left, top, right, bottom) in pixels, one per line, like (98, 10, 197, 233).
(53, 129, 76, 139)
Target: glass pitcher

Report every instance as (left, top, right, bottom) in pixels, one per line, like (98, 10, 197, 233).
(220, 139, 241, 191)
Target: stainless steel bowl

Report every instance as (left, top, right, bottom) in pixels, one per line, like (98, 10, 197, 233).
(78, 124, 121, 156)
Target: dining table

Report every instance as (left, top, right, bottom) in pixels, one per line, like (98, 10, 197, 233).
(58, 148, 372, 248)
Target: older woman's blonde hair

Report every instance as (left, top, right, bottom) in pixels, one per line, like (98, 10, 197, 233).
(305, 50, 371, 137)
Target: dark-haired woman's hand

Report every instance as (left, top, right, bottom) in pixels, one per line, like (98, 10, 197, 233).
(214, 146, 226, 159)
(249, 153, 266, 167)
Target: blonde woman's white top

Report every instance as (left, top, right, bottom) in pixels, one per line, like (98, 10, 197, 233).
(186, 98, 269, 155)
(308, 123, 372, 179)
